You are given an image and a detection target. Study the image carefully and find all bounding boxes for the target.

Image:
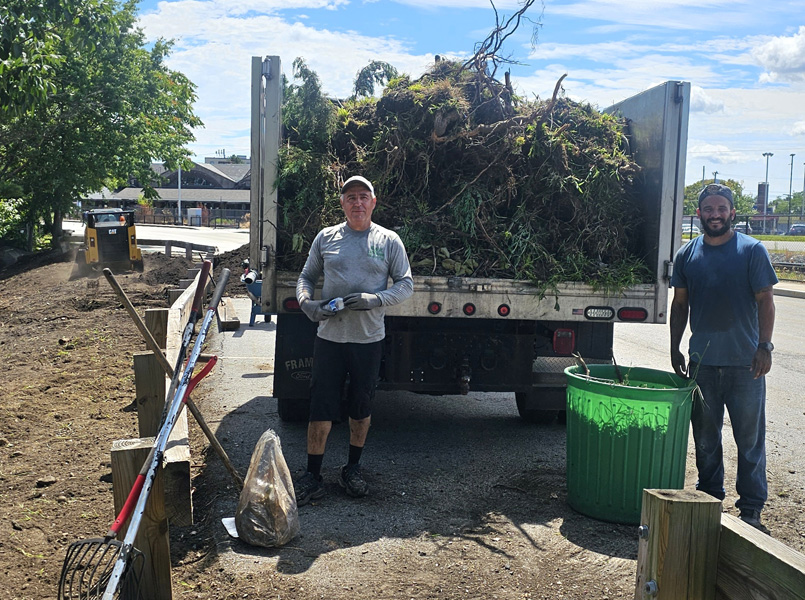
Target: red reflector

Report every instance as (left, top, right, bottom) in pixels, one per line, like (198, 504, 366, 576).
(283, 298, 301, 311)
(427, 302, 442, 315)
(463, 303, 476, 316)
(618, 307, 648, 322)
(553, 328, 575, 355)
(498, 304, 510, 317)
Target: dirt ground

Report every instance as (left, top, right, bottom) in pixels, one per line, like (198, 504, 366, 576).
(1, 246, 804, 600)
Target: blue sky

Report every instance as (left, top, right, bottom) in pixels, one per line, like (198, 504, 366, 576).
(137, 0, 805, 200)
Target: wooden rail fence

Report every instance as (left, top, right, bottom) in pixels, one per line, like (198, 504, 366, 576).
(635, 489, 805, 599)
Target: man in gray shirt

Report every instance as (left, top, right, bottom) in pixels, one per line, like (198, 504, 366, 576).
(295, 175, 413, 505)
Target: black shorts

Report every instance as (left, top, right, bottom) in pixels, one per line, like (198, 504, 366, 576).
(309, 337, 383, 422)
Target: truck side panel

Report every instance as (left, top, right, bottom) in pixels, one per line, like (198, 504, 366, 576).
(605, 80, 691, 320)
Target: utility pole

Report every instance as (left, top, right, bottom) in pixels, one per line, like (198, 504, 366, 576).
(789, 154, 795, 231)
(177, 164, 182, 226)
(801, 162, 804, 220)
(701, 166, 705, 186)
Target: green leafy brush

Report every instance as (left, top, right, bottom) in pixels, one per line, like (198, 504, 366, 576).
(276, 58, 651, 291)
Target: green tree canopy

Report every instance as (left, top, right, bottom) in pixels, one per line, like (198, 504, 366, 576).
(0, 0, 202, 249)
(771, 191, 803, 217)
(353, 61, 399, 98)
(683, 179, 755, 215)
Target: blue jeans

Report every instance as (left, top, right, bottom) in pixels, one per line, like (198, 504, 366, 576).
(690, 364, 767, 512)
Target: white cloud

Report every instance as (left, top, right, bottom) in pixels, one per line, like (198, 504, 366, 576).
(687, 142, 755, 166)
(137, 1, 444, 156)
(690, 86, 724, 114)
(792, 121, 805, 136)
(753, 26, 805, 83)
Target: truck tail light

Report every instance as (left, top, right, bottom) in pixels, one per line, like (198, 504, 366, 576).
(427, 302, 442, 315)
(462, 303, 476, 316)
(553, 328, 575, 355)
(584, 306, 614, 320)
(618, 307, 648, 322)
(283, 297, 301, 311)
(497, 304, 510, 317)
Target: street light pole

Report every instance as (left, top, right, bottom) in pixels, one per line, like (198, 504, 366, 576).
(801, 162, 804, 220)
(763, 152, 773, 234)
(789, 154, 795, 231)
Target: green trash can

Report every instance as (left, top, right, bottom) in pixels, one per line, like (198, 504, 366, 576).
(564, 364, 697, 525)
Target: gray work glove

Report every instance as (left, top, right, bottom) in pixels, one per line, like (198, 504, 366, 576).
(299, 297, 336, 322)
(343, 292, 382, 311)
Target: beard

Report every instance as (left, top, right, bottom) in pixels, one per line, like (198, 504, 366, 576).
(700, 215, 732, 237)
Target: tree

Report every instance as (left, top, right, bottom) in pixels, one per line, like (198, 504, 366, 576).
(0, 0, 202, 249)
(683, 179, 755, 216)
(770, 191, 803, 217)
(353, 61, 399, 98)
(282, 58, 335, 153)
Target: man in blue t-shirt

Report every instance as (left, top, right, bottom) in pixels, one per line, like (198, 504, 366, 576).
(670, 183, 777, 532)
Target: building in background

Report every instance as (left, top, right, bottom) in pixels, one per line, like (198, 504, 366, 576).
(81, 157, 252, 226)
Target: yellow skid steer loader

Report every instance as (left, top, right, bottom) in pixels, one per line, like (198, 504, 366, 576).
(73, 209, 144, 277)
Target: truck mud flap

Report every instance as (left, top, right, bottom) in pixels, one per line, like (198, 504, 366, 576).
(274, 313, 317, 400)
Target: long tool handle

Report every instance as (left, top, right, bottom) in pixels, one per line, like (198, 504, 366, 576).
(106, 357, 217, 538)
(102, 266, 243, 489)
(102, 269, 231, 600)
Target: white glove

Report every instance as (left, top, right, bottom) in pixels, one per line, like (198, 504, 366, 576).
(343, 293, 382, 311)
(300, 298, 336, 322)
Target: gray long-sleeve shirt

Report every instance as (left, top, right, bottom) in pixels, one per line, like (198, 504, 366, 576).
(296, 221, 414, 343)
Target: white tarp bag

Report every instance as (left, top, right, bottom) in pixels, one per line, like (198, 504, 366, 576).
(234, 429, 299, 547)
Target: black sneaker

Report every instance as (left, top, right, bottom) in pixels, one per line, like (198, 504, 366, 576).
(339, 463, 369, 498)
(294, 472, 324, 506)
(739, 509, 769, 534)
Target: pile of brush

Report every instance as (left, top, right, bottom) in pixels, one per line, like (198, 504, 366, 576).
(276, 56, 650, 291)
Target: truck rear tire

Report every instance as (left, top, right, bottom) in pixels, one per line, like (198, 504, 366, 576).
(515, 391, 560, 425)
(277, 397, 310, 422)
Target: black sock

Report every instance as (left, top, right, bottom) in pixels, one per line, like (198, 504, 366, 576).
(348, 444, 363, 466)
(307, 454, 323, 478)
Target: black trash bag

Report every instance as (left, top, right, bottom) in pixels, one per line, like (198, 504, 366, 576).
(235, 429, 299, 547)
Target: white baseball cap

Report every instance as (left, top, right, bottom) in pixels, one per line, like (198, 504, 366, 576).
(340, 175, 375, 197)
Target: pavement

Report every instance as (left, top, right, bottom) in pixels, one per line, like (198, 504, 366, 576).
(774, 279, 805, 299)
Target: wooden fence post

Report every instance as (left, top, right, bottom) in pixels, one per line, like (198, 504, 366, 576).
(634, 489, 721, 600)
(133, 352, 165, 438)
(111, 438, 172, 600)
(145, 308, 169, 350)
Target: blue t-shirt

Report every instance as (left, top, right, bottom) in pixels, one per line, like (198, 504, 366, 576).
(671, 232, 777, 367)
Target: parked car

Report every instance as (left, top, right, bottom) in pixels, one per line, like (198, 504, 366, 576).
(681, 223, 700, 235)
(733, 222, 753, 235)
(786, 223, 805, 236)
